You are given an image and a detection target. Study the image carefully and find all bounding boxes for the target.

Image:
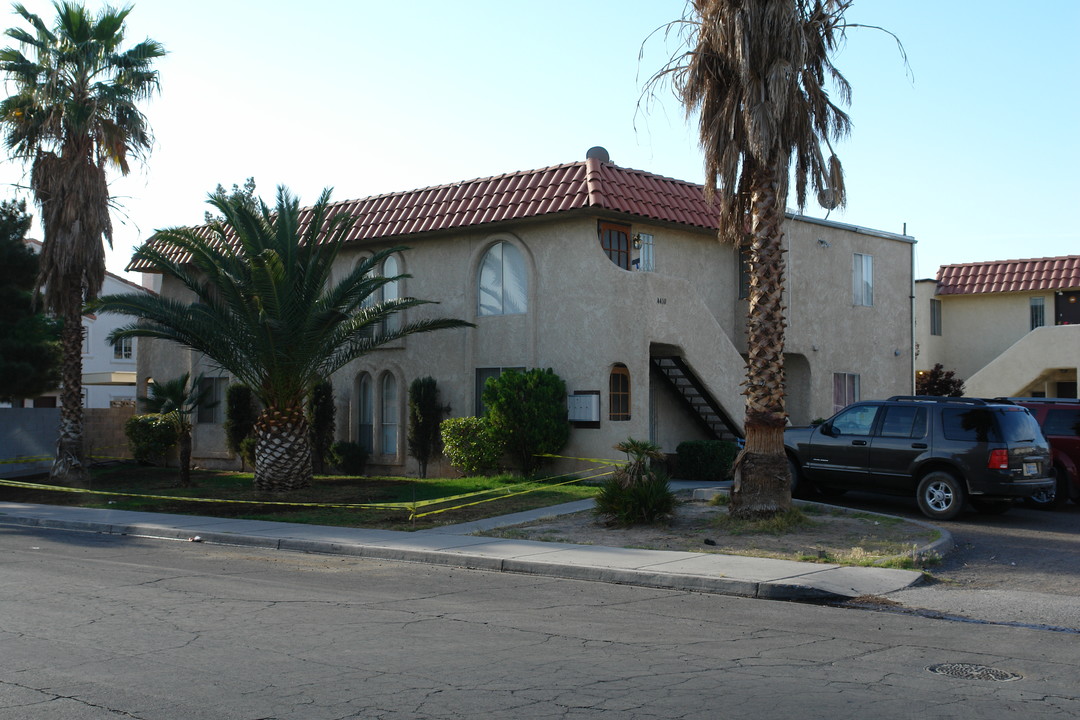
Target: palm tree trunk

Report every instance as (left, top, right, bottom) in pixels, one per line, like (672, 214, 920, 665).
(729, 166, 792, 519)
(50, 295, 89, 487)
(253, 407, 313, 491)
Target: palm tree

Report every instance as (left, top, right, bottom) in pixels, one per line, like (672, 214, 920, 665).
(0, 2, 164, 485)
(654, 0, 854, 518)
(141, 373, 215, 488)
(92, 187, 473, 491)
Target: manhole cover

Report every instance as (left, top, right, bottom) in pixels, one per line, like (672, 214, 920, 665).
(927, 663, 1022, 682)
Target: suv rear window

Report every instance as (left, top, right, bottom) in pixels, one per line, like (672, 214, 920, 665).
(941, 407, 1041, 443)
(1043, 409, 1080, 437)
(941, 408, 1000, 442)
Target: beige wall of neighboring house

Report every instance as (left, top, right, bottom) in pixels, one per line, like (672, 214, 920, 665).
(136, 154, 915, 475)
(915, 256, 1079, 399)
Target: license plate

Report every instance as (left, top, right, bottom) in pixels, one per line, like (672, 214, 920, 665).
(1023, 462, 1038, 477)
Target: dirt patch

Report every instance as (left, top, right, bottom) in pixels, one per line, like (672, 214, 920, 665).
(480, 495, 943, 567)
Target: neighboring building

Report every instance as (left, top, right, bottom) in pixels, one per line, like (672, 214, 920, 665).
(915, 255, 1080, 399)
(134, 148, 915, 475)
(9, 240, 152, 409)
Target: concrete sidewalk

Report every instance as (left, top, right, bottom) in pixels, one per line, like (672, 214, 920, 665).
(0, 493, 938, 601)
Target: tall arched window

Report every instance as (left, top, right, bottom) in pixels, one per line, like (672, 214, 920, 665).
(380, 373, 398, 456)
(478, 241, 527, 316)
(609, 364, 631, 421)
(358, 254, 402, 337)
(382, 254, 400, 334)
(358, 373, 373, 453)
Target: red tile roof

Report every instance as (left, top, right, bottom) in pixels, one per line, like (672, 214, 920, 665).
(936, 255, 1080, 295)
(128, 155, 722, 271)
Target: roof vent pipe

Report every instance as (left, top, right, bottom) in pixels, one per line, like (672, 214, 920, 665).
(586, 146, 610, 163)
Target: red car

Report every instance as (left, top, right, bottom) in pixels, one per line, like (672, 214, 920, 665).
(1009, 398, 1080, 510)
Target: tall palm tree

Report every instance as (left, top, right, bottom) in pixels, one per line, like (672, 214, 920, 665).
(655, 0, 853, 518)
(0, 2, 164, 485)
(141, 372, 215, 488)
(93, 187, 473, 491)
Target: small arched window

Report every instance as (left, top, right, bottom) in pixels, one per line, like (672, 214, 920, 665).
(609, 364, 631, 421)
(478, 241, 527, 316)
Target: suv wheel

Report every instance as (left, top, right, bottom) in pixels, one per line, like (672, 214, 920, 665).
(916, 471, 965, 520)
(1025, 467, 1069, 511)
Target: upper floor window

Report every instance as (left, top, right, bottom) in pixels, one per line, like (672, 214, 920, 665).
(478, 241, 527, 316)
(598, 221, 631, 270)
(113, 336, 134, 360)
(738, 246, 751, 299)
(359, 253, 403, 336)
(609, 364, 631, 421)
(1030, 297, 1045, 330)
(82, 324, 90, 355)
(633, 233, 654, 272)
(853, 253, 873, 306)
(930, 299, 942, 336)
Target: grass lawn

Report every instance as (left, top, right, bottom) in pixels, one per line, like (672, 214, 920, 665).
(0, 464, 601, 531)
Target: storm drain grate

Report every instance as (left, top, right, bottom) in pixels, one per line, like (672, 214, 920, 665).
(927, 663, 1022, 682)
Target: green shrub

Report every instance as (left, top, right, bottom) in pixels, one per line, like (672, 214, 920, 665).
(593, 473, 677, 526)
(482, 368, 569, 475)
(124, 414, 178, 466)
(329, 441, 368, 476)
(675, 440, 740, 482)
(239, 436, 257, 469)
(408, 376, 447, 478)
(223, 384, 257, 470)
(440, 416, 504, 476)
(307, 380, 336, 474)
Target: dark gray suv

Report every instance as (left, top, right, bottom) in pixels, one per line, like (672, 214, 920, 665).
(785, 396, 1055, 520)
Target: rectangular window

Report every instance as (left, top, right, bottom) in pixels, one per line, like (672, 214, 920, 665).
(833, 372, 860, 414)
(879, 406, 928, 439)
(853, 253, 873, 306)
(113, 337, 134, 360)
(1030, 297, 1045, 330)
(598, 221, 631, 270)
(738, 246, 751, 299)
(475, 366, 526, 417)
(82, 325, 90, 355)
(930, 298, 942, 336)
(196, 377, 228, 424)
(634, 233, 654, 272)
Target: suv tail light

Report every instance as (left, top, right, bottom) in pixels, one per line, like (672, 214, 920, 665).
(987, 448, 1009, 470)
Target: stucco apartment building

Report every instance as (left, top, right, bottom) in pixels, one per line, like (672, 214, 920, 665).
(136, 148, 915, 475)
(915, 255, 1080, 398)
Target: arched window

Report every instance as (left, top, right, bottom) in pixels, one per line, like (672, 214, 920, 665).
(599, 221, 631, 270)
(478, 241, 527, 316)
(609, 364, 631, 421)
(358, 373, 373, 453)
(358, 253, 402, 337)
(382, 254, 400, 334)
(380, 373, 398, 456)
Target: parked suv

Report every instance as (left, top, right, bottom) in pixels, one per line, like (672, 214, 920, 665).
(784, 396, 1055, 520)
(1005, 398, 1080, 510)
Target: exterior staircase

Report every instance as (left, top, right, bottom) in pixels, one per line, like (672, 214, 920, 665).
(651, 356, 743, 444)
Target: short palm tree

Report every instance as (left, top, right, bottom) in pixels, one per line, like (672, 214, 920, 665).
(654, 0, 854, 518)
(93, 187, 473, 491)
(141, 373, 215, 488)
(0, 2, 164, 484)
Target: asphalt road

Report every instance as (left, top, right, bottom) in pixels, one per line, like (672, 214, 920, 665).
(819, 492, 1080, 629)
(1, 525, 1078, 719)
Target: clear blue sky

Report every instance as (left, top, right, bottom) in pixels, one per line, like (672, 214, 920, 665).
(2, 0, 1077, 282)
